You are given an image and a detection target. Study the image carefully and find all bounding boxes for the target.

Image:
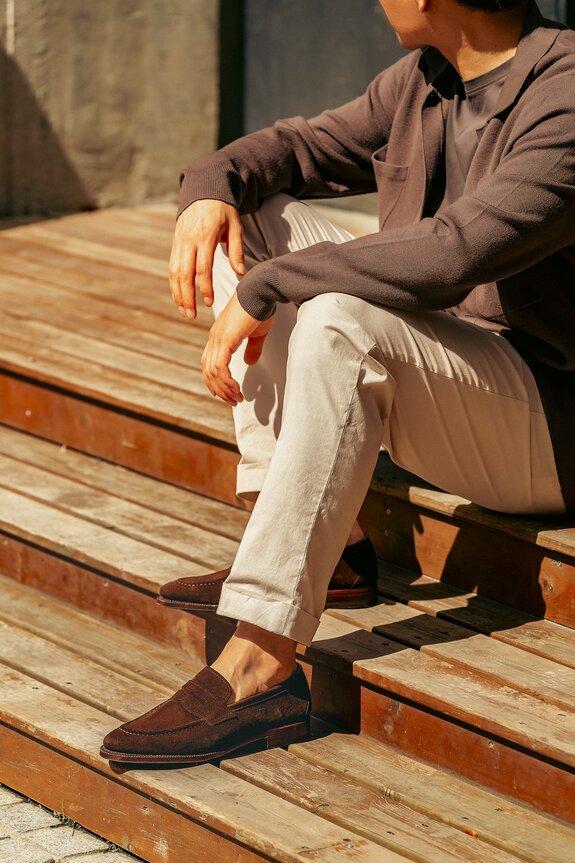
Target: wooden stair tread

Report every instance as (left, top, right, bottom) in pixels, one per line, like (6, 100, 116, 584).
(0, 576, 569, 863)
(291, 734, 575, 863)
(0, 574, 200, 692)
(328, 601, 575, 709)
(0, 439, 239, 569)
(0, 273, 211, 359)
(224, 748, 526, 863)
(0, 234, 213, 324)
(308, 615, 575, 768)
(370, 454, 575, 561)
(0, 324, 235, 443)
(0, 584, 430, 863)
(1, 673, 397, 863)
(1, 427, 573, 800)
(0, 425, 248, 541)
(378, 562, 575, 670)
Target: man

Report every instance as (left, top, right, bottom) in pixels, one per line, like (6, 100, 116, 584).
(101, 0, 575, 765)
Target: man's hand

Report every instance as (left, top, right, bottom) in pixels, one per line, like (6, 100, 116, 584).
(169, 200, 245, 319)
(202, 294, 274, 406)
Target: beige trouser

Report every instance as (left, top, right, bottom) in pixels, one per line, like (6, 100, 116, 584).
(211, 194, 564, 645)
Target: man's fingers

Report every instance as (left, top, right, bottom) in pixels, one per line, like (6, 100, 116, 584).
(227, 218, 246, 276)
(169, 228, 197, 318)
(178, 247, 197, 318)
(201, 342, 243, 406)
(195, 237, 218, 309)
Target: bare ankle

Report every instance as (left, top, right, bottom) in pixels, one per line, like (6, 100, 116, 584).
(210, 622, 297, 702)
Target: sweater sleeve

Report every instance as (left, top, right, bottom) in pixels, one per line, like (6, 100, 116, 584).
(235, 70, 575, 320)
(176, 59, 408, 218)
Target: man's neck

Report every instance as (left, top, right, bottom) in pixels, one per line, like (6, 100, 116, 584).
(434, 1, 530, 81)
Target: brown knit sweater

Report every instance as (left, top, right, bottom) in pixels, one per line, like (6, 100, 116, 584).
(179, 4, 575, 511)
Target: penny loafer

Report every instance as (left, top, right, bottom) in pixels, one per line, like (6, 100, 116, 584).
(100, 664, 311, 765)
(157, 536, 378, 611)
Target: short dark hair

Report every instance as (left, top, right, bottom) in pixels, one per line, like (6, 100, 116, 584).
(454, 0, 527, 12)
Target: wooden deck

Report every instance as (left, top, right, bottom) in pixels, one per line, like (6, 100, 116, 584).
(0, 205, 574, 862)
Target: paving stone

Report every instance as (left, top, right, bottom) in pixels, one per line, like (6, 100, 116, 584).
(26, 825, 110, 857)
(0, 785, 23, 806)
(0, 836, 55, 863)
(0, 801, 58, 833)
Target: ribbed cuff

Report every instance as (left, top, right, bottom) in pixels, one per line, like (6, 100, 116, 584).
(177, 164, 241, 219)
(236, 261, 284, 321)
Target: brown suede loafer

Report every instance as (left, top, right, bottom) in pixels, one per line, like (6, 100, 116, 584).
(157, 536, 378, 611)
(100, 664, 311, 765)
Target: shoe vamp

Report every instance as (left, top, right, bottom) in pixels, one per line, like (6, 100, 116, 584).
(122, 697, 204, 734)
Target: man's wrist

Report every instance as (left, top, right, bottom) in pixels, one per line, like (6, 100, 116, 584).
(236, 262, 281, 321)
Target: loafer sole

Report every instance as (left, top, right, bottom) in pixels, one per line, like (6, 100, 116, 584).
(157, 587, 377, 612)
(156, 596, 220, 610)
(99, 719, 310, 764)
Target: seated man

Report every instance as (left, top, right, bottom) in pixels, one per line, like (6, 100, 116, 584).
(101, 0, 575, 765)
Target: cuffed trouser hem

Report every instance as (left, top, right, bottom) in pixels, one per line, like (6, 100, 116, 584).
(217, 584, 321, 646)
(236, 465, 269, 500)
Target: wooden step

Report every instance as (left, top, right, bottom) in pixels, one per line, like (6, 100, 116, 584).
(360, 456, 575, 628)
(1, 427, 574, 822)
(0, 576, 572, 863)
(1, 205, 574, 626)
(0, 207, 240, 506)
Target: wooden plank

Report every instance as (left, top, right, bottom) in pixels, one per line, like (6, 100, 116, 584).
(368, 453, 575, 560)
(0, 725, 266, 863)
(0, 488, 205, 591)
(0, 667, 406, 863)
(223, 748, 527, 863)
(1, 224, 170, 278)
(0, 452, 238, 569)
(293, 734, 575, 863)
(361, 490, 575, 628)
(328, 603, 575, 712)
(0, 618, 168, 719)
(0, 328, 234, 441)
(0, 574, 201, 691)
(357, 682, 575, 823)
(0, 535, 233, 662)
(0, 313, 212, 400)
(0, 274, 211, 358)
(379, 563, 575, 670)
(0, 374, 240, 505)
(307, 615, 575, 768)
(33, 210, 174, 258)
(0, 425, 248, 542)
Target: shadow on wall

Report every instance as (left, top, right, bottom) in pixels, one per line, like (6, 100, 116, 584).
(0, 48, 95, 218)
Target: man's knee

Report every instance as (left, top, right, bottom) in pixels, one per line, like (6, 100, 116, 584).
(289, 293, 373, 365)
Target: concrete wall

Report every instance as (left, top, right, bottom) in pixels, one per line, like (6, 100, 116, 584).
(244, 0, 405, 134)
(0, 0, 219, 215)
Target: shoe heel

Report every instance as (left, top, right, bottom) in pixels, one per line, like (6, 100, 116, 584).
(266, 720, 309, 749)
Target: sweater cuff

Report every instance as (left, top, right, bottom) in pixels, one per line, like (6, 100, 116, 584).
(236, 262, 284, 321)
(177, 164, 242, 219)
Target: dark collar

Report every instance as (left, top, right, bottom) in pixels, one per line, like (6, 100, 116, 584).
(420, 2, 563, 111)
